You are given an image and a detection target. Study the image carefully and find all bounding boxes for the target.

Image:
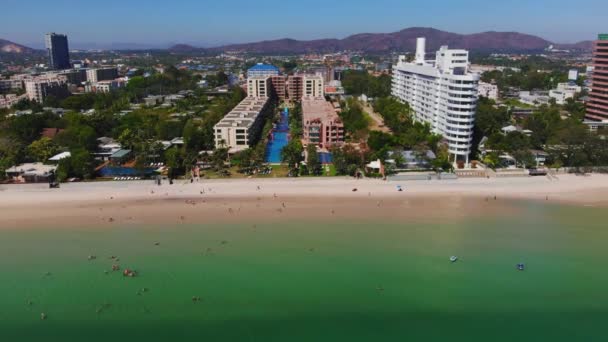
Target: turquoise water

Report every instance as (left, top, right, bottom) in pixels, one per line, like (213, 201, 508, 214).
(1, 202, 608, 341)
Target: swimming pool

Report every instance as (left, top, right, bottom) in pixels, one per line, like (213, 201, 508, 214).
(265, 108, 290, 163)
(319, 152, 333, 164)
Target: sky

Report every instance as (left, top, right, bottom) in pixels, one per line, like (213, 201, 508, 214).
(1, 0, 606, 49)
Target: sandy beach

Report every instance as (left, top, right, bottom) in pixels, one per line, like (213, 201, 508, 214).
(1, 174, 607, 228)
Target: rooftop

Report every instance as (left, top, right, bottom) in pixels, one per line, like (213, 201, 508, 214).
(5, 163, 57, 176)
(48, 151, 71, 162)
(302, 97, 341, 123)
(248, 63, 279, 72)
(110, 149, 132, 159)
(215, 97, 269, 129)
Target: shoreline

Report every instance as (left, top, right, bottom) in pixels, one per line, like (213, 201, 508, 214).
(1, 174, 607, 229)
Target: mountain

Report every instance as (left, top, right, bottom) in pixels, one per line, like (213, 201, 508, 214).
(169, 44, 199, 53)
(172, 27, 591, 54)
(0, 39, 35, 53)
(554, 40, 594, 51)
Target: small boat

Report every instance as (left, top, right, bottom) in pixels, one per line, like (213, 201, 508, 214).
(450, 256, 458, 263)
(517, 263, 525, 271)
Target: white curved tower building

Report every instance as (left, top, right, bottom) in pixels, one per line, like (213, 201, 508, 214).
(392, 38, 480, 165)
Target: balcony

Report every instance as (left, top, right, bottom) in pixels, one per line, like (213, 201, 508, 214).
(586, 107, 608, 119)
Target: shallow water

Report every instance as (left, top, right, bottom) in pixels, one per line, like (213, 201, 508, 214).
(1, 202, 607, 341)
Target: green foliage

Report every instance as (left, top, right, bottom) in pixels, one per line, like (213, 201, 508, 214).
(331, 145, 369, 176)
(475, 97, 510, 137)
(12, 98, 43, 112)
(6, 113, 49, 144)
(289, 102, 303, 138)
(339, 99, 369, 137)
(367, 131, 395, 152)
(342, 70, 391, 97)
(281, 60, 298, 74)
(211, 147, 230, 176)
(27, 137, 58, 162)
(306, 144, 321, 176)
(281, 139, 304, 170)
(373, 97, 412, 133)
(56, 148, 94, 181)
(205, 70, 229, 88)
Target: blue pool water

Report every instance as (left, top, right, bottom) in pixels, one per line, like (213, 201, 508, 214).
(265, 108, 290, 163)
(319, 152, 333, 164)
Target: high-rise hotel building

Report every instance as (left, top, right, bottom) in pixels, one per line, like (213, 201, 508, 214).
(45, 33, 71, 70)
(392, 38, 479, 164)
(586, 34, 608, 121)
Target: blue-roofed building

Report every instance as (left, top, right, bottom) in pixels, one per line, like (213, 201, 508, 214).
(247, 63, 280, 78)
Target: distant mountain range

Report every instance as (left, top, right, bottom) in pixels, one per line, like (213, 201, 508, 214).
(1, 28, 595, 54)
(170, 27, 594, 54)
(0, 39, 35, 53)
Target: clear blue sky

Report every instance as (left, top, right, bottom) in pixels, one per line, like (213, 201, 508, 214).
(1, 0, 606, 48)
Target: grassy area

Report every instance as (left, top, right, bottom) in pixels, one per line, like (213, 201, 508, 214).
(201, 165, 290, 179)
(502, 98, 536, 108)
(324, 164, 337, 177)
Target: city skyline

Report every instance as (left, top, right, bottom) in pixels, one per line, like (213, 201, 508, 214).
(0, 0, 606, 49)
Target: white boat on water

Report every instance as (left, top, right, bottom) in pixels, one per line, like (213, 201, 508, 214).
(450, 256, 458, 263)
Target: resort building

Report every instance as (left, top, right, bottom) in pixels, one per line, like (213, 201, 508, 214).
(270, 75, 287, 101)
(586, 34, 608, 121)
(214, 97, 272, 153)
(287, 75, 304, 100)
(549, 83, 582, 105)
(86, 67, 119, 83)
(247, 74, 325, 102)
(392, 37, 480, 165)
(301, 97, 344, 148)
(86, 79, 126, 93)
(25, 76, 69, 103)
(305, 75, 324, 97)
(5, 163, 57, 183)
(247, 76, 273, 98)
(478, 81, 498, 100)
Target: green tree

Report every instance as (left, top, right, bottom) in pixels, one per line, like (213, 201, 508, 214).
(281, 140, 304, 171)
(27, 137, 59, 162)
(339, 99, 369, 137)
(306, 144, 321, 176)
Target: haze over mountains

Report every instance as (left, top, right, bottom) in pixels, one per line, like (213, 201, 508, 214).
(1, 27, 594, 53)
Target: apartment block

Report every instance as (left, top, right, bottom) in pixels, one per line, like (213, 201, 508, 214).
(214, 97, 272, 153)
(86, 67, 119, 83)
(301, 96, 344, 148)
(392, 37, 479, 164)
(586, 34, 608, 121)
(86, 79, 126, 93)
(25, 77, 69, 103)
(247, 76, 273, 98)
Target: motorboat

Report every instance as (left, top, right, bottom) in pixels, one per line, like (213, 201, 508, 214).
(450, 256, 458, 263)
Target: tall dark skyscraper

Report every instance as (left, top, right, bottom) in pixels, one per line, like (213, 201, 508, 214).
(45, 33, 71, 70)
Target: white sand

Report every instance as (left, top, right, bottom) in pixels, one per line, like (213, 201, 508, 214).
(1, 174, 607, 205)
(1, 174, 606, 229)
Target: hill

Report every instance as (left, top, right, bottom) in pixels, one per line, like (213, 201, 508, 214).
(0, 39, 35, 53)
(170, 27, 593, 54)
